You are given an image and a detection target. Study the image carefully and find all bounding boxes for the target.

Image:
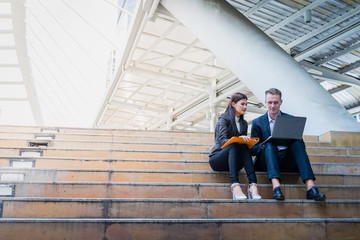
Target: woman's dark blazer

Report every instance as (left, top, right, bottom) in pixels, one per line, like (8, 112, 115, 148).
(209, 112, 248, 158)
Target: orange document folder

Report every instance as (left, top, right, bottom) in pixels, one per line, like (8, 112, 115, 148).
(221, 137, 259, 149)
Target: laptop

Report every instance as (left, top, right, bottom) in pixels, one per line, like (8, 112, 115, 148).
(261, 115, 307, 146)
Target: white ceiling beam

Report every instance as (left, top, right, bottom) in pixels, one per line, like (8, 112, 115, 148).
(338, 60, 360, 74)
(127, 66, 207, 90)
(0, 81, 23, 85)
(294, 22, 360, 61)
(136, 20, 179, 63)
(346, 102, 360, 110)
(169, 82, 247, 129)
(134, 45, 226, 78)
(172, 92, 208, 117)
(315, 42, 360, 66)
(168, 100, 208, 128)
(162, 38, 199, 71)
(348, 105, 360, 115)
(243, 0, 272, 17)
(214, 82, 246, 104)
(301, 61, 360, 88)
(148, 91, 209, 130)
(264, 0, 327, 35)
(0, 64, 19, 67)
(0, 98, 27, 101)
(285, 5, 360, 50)
(175, 123, 209, 132)
(216, 75, 238, 91)
(185, 52, 214, 78)
(246, 105, 267, 114)
(110, 101, 165, 113)
(328, 85, 351, 94)
(0, 29, 12, 33)
(0, 45, 15, 50)
(0, 14, 11, 18)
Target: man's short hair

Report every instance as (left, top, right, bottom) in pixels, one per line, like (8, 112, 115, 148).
(265, 88, 282, 99)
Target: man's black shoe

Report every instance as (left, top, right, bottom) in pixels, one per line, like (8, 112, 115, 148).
(272, 186, 285, 200)
(306, 186, 326, 201)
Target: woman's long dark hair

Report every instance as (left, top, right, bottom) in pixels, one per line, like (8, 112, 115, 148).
(225, 92, 248, 120)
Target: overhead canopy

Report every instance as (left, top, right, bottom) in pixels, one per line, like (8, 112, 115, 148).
(94, 0, 360, 132)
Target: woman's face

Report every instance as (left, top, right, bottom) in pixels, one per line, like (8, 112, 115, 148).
(232, 99, 247, 117)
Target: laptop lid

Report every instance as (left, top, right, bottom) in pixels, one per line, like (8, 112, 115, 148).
(271, 115, 306, 140)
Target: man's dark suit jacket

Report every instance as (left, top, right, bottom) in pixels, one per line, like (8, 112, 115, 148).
(250, 111, 290, 166)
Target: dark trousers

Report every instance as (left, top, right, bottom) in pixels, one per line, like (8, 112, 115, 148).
(209, 144, 257, 184)
(254, 140, 315, 183)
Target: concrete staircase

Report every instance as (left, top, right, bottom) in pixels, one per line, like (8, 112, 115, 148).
(0, 125, 359, 240)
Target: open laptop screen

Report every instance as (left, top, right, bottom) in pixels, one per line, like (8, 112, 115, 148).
(261, 115, 306, 145)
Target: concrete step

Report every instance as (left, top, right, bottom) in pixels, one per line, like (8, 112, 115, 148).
(0, 134, 215, 144)
(2, 157, 360, 174)
(0, 168, 358, 185)
(1, 125, 359, 147)
(0, 218, 358, 240)
(0, 147, 359, 163)
(0, 139, 213, 152)
(2, 182, 359, 200)
(0, 147, 209, 160)
(1, 198, 359, 219)
(0, 126, 214, 137)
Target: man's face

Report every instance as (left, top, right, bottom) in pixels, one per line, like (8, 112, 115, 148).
(265, 94, 282, 116)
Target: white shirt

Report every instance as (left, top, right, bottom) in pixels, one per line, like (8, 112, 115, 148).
(235, 116, 241, 133)
(235, 116, 240, 135)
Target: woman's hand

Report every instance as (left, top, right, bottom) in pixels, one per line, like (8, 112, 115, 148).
(239, 135, 251, 142)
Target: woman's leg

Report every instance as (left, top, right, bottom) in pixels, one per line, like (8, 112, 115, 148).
(237, 144, 257, 184)
(209, 144, 243, 183)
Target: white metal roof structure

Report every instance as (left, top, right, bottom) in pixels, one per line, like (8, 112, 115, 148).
(1, 0, 360, 131)
(94, 0, 360, 131)
(0, 0, 116, 127)
(0, 0, 44, 125)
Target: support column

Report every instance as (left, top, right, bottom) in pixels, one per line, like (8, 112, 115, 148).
(161, 0, 360, 135)
(166, 107, 174, 130)
(12, 0, 44, 125)
(209, 79, 217, 132)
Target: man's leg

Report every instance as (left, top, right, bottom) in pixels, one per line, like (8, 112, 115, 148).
(289, 140, 315, 184)
(263, 143, 282, 184)
(289, 140, 326, 201)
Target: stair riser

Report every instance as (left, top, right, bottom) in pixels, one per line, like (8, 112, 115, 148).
(0, 126, 214, 137)
(2, 201, 359, 219)
(1, 139, 347, 152)
(2, 158, 359, 174)
(310, 164, 360, 174)
(0, 149, 359, 162)
(0, 137, 214, 146)
(8, 183, 360, 200)
(1, 170, 358, 185)
(0, 133, 332, 147)
(0, 221, 358, 240)
(0, 149, 209, 160)
(0, 158, 211, 171)
(0, 135, 338, 148)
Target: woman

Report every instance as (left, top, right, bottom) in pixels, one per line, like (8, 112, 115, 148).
(209, 92, 261, 200)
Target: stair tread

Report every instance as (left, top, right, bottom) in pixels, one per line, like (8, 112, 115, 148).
(0, 218, 359, 223)
(2, 197, 360, 203)
(2, 167, 359, 175)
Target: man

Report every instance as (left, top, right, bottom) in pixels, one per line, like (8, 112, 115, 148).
(250, 88, 326, 201)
